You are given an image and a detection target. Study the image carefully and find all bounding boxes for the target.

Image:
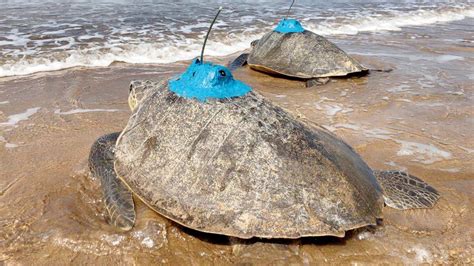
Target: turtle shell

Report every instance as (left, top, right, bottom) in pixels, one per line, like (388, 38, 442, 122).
(248, 30, 367, 79)
(114, 82, 383, 239)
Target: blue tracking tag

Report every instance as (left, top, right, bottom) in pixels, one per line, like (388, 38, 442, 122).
(274, 19, 305, 33)
(169, 59, 252, 102)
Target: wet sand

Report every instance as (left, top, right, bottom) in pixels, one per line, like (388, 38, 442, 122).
(1, 21, 473, 264)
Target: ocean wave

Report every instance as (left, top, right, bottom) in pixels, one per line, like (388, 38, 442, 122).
(306, 6, 474, 35)
(0, 34, 260, 77)
(0, 4, 472, 78)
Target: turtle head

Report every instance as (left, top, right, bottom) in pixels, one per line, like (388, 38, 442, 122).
(128, 81, 150, 111)
(250, 39, 259, 48)
(169, 59, 251, 102)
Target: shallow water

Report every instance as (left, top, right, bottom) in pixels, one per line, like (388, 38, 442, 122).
(0, 0, 473, 76)
(1, 12, 473, 266)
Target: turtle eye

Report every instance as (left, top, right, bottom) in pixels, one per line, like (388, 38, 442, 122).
(219, 70, 226, 77)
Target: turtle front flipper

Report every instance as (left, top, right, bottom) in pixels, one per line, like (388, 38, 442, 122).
(373, 170, 440, 210)
(305, 77, 330, 88)
(228, 53, 249, 71)
(250, 39, 260, 48)
(89, 132, 136, 231)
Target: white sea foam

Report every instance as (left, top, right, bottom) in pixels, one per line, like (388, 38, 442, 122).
(141, 237, 155, 248)
(324, 104, 343, 116)
(0, 29, 30, 47)
(0, 4, 472, 77)
(0, 35, 259, 77)
(130, 221, 167, 250)
(356, 230, 384, 240)
(52, 236, 112, 256)
(331, 122, 394, 140)
(350, 51, 467, 64)
(0, 135, 18, 148)
(78, 33, 105, 41)
(384, 161, 407, 171)
(306, 7, 474, 35)
(387, 85, 412, 93)
(179, 22, 213, 34)
(0, 107, 41, 127)
(439, 168, 460, 173)
(5, 143, 18, 148)
(322, 125, 337, 132)
(0, 101, 9, 105)
(408, 246, 433, 264)
(132, 231, 156, 249)
(396, 99, 412, 103)
(458, 146, 474, 154)
(396, 140, 452, 164)
(333, 123, 360, 130)
(357, 231, 373, 240)
(54, 108, 121, 115)
(42, 29, 67, 35)
(435, 55, 464, 63)
(331, 123, 452, 165)
(100, 234, 125, 246)
(363, 128, 393, 140)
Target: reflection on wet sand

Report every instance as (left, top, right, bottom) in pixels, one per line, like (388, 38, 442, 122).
(1, 20, 473, 264)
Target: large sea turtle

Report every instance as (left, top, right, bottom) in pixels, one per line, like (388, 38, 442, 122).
(89, 68, 439, 238)
(88, 8, 439, 238)
(229, 3, 370, 87)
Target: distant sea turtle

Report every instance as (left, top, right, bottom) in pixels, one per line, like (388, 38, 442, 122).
(88, 8, 439, 238)
(229, 2, 370, 87)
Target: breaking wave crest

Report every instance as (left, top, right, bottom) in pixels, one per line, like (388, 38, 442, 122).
(0, 2, 472, 77)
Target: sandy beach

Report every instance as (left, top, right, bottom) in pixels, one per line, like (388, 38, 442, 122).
(1, 1, 473, 264)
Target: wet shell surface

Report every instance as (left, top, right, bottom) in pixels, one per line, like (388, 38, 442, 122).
(114, 81, 383, 239)
(248, 30, 368, 79)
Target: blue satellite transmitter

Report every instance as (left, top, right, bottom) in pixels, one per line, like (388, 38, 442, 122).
(169, 7, 252, 102)
(274, 0, 305, 33)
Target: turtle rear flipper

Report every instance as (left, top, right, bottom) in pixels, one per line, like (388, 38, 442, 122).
(228, 53, 249, 71)
(89, 132, 136, 231)
(373, 170, 440, 210)
(368, 67, 393, 73)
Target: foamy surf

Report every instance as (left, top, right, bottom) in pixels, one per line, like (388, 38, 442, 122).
(328, 122, 454, 165)
(0, 38, 259, 77)
(0, 1, 472, 77)
(306, 6, 474, 35)
(0, 107, 41, 127)
(0, 135, 19, 148)
(54, 108, 122, 115)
